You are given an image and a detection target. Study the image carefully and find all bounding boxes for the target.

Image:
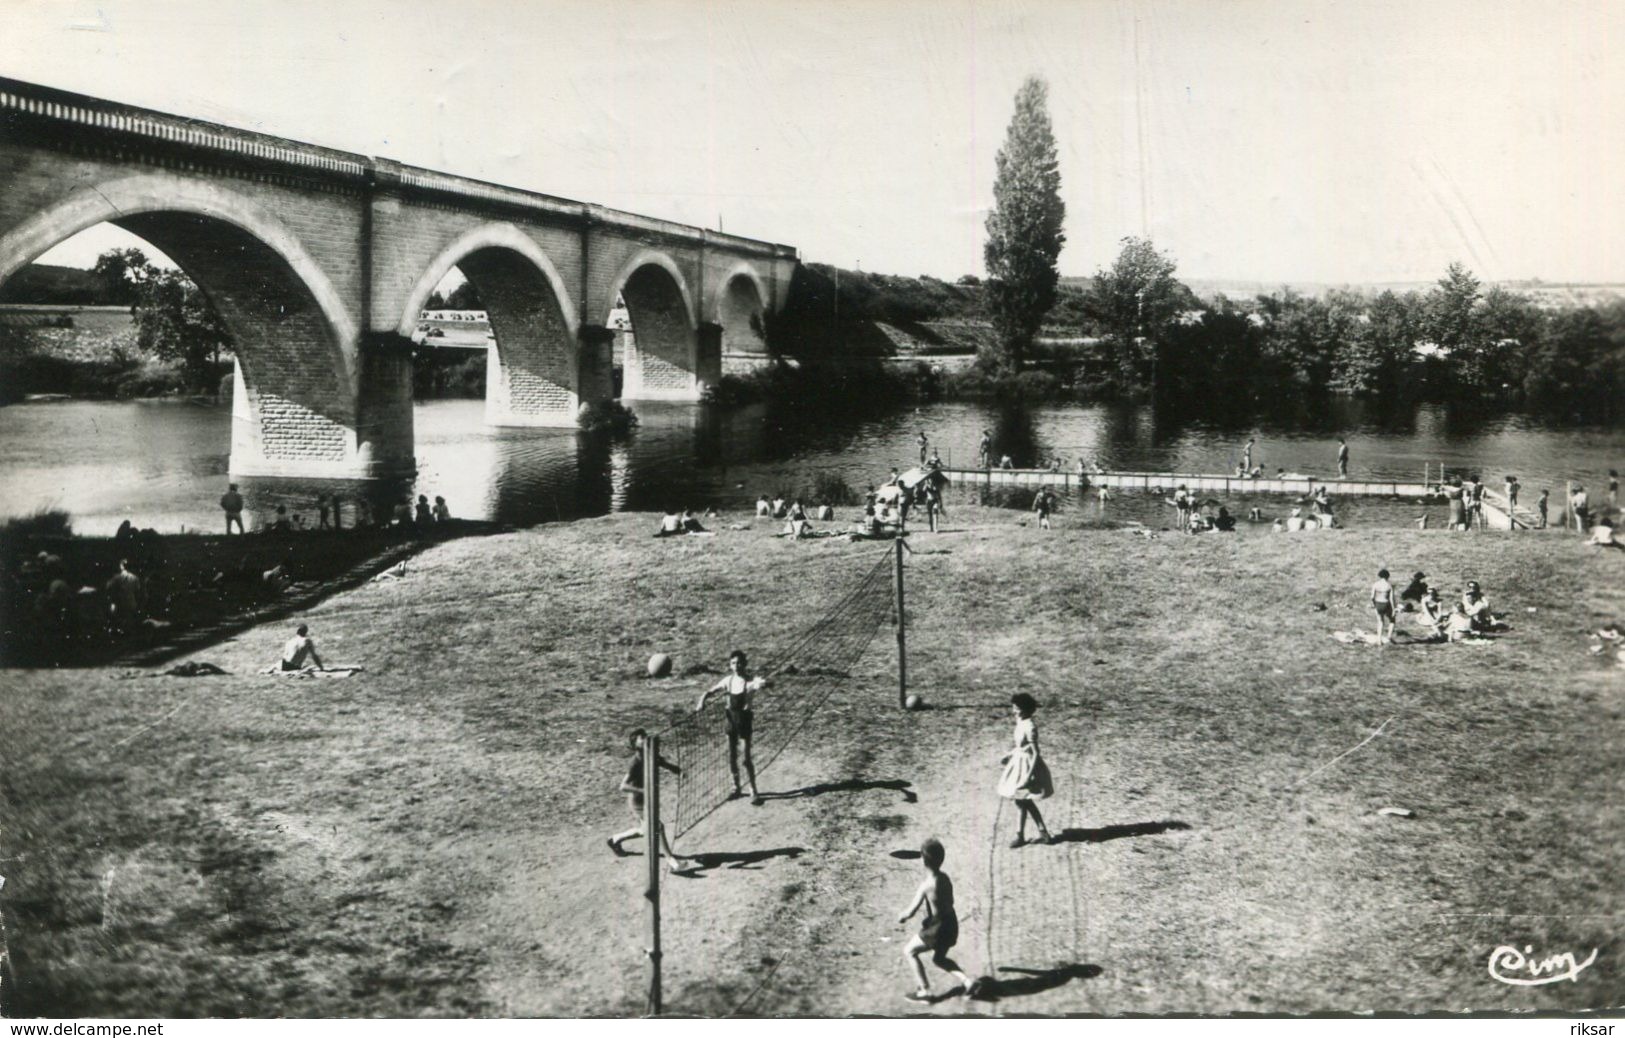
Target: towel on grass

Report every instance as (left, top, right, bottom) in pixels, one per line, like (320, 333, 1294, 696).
(260, 665, 366, 678)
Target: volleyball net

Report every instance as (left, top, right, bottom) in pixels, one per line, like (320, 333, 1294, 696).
(656, 545, 899, 842)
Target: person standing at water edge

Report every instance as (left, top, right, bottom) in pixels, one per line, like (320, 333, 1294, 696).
(1242, 438, 1255, 472)
(917, 429, 929, 465)
(694, 650, 768, 805)
(1536, 489, 1550, 529)
(1337, 438, 1349, 478)
(1611, 469, 1620, 508)
(220, 483, 245, 535)
(1032, 487, 1056, 530)
(1370, 568, 1398, 646)
(1572, 485, 1591, 531)
(978, 429, 992, 469)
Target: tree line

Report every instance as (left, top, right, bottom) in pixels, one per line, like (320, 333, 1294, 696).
(1084, 243, 1625, 421)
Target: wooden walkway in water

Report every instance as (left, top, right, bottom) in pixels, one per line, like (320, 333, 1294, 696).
(940, 467, 1543, 530)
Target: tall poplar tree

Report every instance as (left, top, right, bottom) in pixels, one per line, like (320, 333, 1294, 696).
(983, 76, 1066, 374)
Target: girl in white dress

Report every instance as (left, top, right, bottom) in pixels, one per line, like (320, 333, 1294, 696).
(997, 693, 1055, 847)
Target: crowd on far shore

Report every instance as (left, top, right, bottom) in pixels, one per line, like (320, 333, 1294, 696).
(216, 485, 454, 537)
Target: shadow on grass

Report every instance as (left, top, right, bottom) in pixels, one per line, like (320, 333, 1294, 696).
(671, 846, 806, 877)
(1051, 820, 1191, 844)
(7, 521, 507, 670)
(758, 778, 916, 803)
(974, 963, 1102, 1002)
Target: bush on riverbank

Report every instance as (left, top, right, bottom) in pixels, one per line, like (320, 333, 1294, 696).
(2, 508, 73, 538)
(577, 399, 639, 434)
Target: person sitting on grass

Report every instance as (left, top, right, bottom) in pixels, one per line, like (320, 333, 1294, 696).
(681, 509, 708, 534)
(607, 728, 686, 874)
(1285, 507, 1307, 532)
(1212, 506, 1237, 532)
(1446, 603, 1480, 642)
(756, 493, 772, 517)
(433, 496, 451, 522)
(281, 623, 325, 672)
(1416, 587, 1449, 642)
(1586, 515, 1619, 548)
(898, 837, 978, 1004)
(771, 494, 789, 519)
(997, 693, 1055, 847)
(1462, 581, 1497, 631)
(654, 510, 683, 537)
(1399, 571, 1429, 610)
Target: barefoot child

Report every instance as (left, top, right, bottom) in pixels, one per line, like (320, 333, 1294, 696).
(608, 728, 686, 873)
(1370, 568, 1398, 645)
(998, 693, 1055, 847)
(694, 650, 769, 805)
(898, 837, 976, 1002)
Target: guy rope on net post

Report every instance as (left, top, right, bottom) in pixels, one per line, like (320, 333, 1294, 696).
(644, 733, 663, 1016)
(894, 536, 907, 710)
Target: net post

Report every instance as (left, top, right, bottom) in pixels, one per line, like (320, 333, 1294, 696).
(894, 537, 907, 709)
(644, 734, 663, 1016)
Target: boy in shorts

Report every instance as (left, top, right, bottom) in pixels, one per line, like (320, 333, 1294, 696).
(899, 837, 977, 1002)
(608, 728, 686, 873)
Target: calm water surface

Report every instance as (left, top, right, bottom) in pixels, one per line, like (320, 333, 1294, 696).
(0, 396, 1619, 536)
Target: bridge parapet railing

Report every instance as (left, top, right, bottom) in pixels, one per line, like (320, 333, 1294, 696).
(0, 75, 368, 179)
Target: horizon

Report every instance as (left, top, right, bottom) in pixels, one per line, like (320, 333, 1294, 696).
(7, 0, 1624, 285)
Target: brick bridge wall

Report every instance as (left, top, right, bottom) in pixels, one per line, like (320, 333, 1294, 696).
(0, 77, 797, 477)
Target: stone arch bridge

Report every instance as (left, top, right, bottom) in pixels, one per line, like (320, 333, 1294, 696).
(0, 77, 796, 479)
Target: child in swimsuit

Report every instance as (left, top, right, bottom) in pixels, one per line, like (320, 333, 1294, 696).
(607, 728, 686, 873)
(899, 837, 976, 1002)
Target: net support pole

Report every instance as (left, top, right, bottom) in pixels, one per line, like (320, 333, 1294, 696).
(644, 734, 663, 1016)
(894, 537, 907, 709)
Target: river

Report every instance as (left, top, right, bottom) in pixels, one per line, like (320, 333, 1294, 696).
(0, 395, 1619, 536)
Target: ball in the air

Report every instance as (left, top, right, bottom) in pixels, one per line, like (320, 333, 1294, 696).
(905, 694, 923, 711)
(647, 653, 673, 678)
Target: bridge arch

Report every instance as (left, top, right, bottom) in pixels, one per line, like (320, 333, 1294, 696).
(712, 262, 770, 367)
(0, 172, 369, 476)
(608, 250, 699, 401)
(403, 223, 581, 426)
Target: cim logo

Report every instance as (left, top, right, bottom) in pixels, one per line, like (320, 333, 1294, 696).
(1488, 944, 1600, 986)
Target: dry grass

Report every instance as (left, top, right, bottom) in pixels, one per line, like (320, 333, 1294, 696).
(0, 508, 1620, 1016)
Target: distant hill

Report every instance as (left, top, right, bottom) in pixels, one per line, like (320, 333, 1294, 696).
(0, 264, 117, 306)
(1060, 274, 1625, 307)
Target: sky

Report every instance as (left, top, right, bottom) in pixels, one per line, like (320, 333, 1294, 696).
(7, 0, 1623, 285)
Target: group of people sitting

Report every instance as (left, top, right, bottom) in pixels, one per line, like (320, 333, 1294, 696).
(653, 509, 714, 537)
(1371, 568, 1504, 644)
(1165, 485, 1239, 534)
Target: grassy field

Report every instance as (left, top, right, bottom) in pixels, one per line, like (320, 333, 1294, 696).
(0, 506, 1620, 1017)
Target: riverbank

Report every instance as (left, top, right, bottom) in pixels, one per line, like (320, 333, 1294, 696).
(1, 506, 1619, 1016)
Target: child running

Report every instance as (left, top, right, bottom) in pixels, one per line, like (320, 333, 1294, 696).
(607, 728, 686, 873)
(997, 693, 1055, 847)
(898, 837, 977, 1003)
(694, 650, 769, 805)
